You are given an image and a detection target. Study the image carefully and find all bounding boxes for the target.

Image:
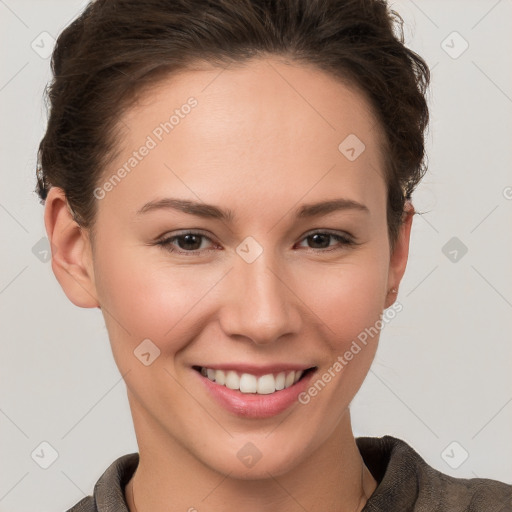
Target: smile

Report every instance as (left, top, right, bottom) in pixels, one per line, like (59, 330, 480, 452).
(198, 367, 309, 394)
(193, 364, 318, 418)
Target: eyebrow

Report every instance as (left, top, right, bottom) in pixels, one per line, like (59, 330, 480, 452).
(136, 197, 369, 221)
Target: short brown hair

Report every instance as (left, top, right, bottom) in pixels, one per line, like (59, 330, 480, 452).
(35, 0, 430, 250)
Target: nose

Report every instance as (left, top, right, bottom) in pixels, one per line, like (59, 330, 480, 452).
(218, 250, 302, 345)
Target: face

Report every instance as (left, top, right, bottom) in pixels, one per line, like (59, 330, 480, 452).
(53, 57, 411, 478)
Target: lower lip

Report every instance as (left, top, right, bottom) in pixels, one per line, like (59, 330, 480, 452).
(195, 369, 316, 419)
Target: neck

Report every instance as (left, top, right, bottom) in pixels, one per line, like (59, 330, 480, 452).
(125, 401, 377, 512)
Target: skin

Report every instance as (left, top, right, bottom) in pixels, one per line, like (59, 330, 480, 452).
(44, 56, 414, 511)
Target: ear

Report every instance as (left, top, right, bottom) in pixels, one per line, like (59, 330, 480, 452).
(44, 187, 99, 308)
(384, 200, 414, 309)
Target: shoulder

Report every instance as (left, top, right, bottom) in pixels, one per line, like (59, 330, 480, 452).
(356, 435, 512, 511)
(65, 453, 139, 512)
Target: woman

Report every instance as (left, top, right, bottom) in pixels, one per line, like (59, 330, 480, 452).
(36, 0, 511, 510)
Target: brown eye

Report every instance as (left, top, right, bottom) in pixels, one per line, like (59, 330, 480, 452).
(298, 231, 355, 251)
(156, 231, 216, 254)
(307, 233, 331, 249)
(175, 234, 203, 251)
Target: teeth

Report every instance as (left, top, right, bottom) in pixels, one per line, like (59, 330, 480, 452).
(275, 372, 286, 390)
(257, 374, 275, 395)
(215, 369, 226, 385)
(225, 370, 239, 390)
(200, 367, 306, 394)
(240, 373, 257, 393)
(285, 371, 295, 388)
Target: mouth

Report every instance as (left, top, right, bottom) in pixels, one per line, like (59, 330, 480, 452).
(193, 363, 317, 418)
(193, 365, 316, 395)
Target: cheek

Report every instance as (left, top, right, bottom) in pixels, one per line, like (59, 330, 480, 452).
(306, 256, 389, 344)
(93, 244, 227, 356)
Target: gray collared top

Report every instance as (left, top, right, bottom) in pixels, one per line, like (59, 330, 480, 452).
(66, 436, 512, 511)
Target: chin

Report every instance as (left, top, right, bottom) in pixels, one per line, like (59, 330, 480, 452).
(194, 435, 312, 480)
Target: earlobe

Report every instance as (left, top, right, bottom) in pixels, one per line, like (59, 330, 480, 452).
(384, 200, 414, 309)
(44, 187, 99, 308)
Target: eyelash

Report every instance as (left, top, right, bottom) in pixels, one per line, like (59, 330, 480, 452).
(155, 230, 357, 256)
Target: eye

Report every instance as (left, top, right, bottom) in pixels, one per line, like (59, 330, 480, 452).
(156, 231, 217, 255)
(155, 229, 356, 256)
(296, 230, 356, 251)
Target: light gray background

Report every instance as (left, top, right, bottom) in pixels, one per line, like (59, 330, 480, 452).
(1, 0, 511, 510)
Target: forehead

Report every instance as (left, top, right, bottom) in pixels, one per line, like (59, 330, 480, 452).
(100, 57, 387, 222)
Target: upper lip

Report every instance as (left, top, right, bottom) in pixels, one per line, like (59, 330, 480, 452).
(193, 364, 316, 377)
